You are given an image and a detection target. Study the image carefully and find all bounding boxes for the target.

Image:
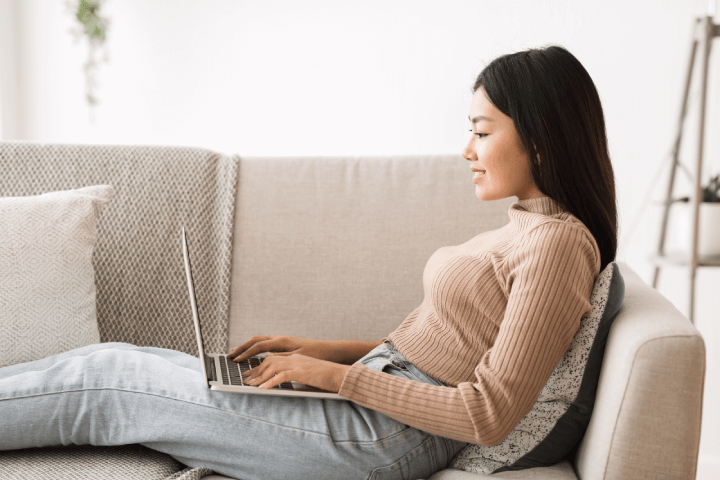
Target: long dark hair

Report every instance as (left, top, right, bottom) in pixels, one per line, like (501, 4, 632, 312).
(473, 45, 617, 271)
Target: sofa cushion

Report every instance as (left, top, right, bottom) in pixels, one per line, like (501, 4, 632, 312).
(0, 444, 212, 480)
(0, 185, 112, 368)
(228, 155, 514, 347)
(448, 262, 625, 474)
(428, 459, 578, 479)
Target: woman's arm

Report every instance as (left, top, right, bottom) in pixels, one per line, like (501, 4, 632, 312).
(322, 340, 384, 364)
(229, 336, 382, 365)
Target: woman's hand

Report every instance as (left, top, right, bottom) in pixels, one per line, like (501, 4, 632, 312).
(241, 353, 351, 393)
(228, 335, 345, 363)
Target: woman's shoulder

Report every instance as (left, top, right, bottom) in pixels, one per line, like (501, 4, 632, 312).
(510, 201, 590, 235)
(509, 204, 600, 266)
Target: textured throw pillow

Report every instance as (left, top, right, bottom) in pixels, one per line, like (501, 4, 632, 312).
(449, 262, 625, 474)
(0, 185, 113, 368)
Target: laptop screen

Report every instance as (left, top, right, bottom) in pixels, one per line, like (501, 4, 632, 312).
(182, 227, 211, 385)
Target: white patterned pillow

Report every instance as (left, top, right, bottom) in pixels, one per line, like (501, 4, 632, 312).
(449, 262, 625, 474)
(0, 185, 113, 367)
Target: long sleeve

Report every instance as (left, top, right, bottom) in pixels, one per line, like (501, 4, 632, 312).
(338, 219, 599, 446)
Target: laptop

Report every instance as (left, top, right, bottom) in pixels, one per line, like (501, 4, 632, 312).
(182, 227, 344, 399)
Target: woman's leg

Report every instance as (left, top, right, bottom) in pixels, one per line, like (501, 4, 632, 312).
(0, 342, 465, 480)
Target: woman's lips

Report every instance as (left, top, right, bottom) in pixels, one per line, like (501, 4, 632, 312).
(473, 171, 486, 183)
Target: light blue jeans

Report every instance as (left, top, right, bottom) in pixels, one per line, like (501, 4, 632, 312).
(0, 339, 468, 480)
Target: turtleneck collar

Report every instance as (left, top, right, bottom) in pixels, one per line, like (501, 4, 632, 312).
(516, 196, 567, 216)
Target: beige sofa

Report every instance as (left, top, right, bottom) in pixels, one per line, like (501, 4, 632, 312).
(0, 144, 706, 480)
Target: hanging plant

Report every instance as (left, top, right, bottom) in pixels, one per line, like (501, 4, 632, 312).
(65, 0, 110, 111)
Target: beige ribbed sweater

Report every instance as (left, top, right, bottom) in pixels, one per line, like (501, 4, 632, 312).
(338, 196, 601, 447)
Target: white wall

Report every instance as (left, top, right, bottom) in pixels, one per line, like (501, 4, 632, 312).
(0, 0, 22, 140)
(1, 0, 718, 475)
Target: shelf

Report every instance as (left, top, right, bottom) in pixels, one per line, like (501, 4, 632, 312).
(650, 253, 720, 267)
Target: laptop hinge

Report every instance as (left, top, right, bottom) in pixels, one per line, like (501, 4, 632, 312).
(204, 354, 217, 383)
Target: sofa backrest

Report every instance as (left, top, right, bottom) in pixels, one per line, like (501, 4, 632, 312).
(227, 154, 513, 348)
(573, 263, 704, 480)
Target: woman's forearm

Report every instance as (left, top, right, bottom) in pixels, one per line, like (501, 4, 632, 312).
(323, 340, 383, 365)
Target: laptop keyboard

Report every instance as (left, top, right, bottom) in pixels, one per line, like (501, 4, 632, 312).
(218, 355, 294, 389)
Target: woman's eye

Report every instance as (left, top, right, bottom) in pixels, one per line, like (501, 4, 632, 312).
(468, 129, 487, 139)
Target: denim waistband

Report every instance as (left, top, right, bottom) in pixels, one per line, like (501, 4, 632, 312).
(360, 339, 448, 388)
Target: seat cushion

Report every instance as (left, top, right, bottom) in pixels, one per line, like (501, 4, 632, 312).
(428, 460, 577, 479)
(0, 444, 200, 480)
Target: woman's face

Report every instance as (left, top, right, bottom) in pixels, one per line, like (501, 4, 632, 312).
(462, 87, 543, 201)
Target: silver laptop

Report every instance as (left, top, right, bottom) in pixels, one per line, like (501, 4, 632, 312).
(182, 227, 344, 399)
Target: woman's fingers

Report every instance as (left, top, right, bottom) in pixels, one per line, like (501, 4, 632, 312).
(227, 335, 264, 357)
(244, 354, 280, 387)
(232, 345, 264, 362)
(242, 354, 345, 392)
(227, 335, 274, 361)
(241, 353, 271, 378)
(258, 371, 288, 389)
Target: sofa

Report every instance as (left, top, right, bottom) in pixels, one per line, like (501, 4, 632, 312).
(0, 142, 706, 480)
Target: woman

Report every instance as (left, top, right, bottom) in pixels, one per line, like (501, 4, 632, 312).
(0, 44, 616, 480)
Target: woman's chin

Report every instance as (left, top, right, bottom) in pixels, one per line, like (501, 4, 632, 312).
(475, 186, 508, 202)
(474, 186, 495, 201)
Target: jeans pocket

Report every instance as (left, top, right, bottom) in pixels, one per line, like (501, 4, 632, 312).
(388, 358, 409, 372)
(368, 435, 438, 480)
(361, 353, 409, 376)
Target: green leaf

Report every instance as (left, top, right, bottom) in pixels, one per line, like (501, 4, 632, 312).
(76, 0, 106, 42)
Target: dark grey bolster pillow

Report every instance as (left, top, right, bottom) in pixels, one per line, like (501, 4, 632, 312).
(494, 262, 625, 472)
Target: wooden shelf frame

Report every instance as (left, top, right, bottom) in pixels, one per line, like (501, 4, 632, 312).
(651, 254, 720, 268)
(651, 16, 720, 324)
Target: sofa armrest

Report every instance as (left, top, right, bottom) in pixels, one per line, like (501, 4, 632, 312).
(573, 262, 705, 480)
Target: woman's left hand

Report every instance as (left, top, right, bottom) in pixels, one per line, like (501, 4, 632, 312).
(242, 353, 351, 393)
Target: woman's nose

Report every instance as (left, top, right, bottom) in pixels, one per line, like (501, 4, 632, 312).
(462, 137, 475, 161)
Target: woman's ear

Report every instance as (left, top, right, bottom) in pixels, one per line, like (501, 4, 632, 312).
(532, 144, 541, 164)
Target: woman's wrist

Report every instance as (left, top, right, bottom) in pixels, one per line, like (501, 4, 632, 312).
(323, 340, 383, 365)
(333, 363, 352, 393)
